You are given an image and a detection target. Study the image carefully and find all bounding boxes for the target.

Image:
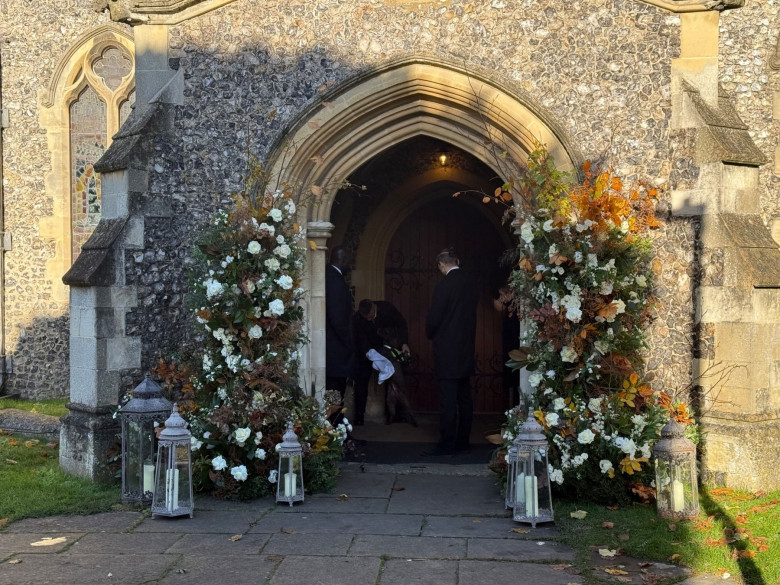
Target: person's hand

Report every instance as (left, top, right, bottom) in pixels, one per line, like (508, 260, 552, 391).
(401, 343, 410, 356)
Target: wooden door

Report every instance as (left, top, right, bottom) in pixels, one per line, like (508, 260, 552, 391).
(384, 197, 511, 413)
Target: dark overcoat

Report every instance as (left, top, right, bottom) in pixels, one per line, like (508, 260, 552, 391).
(325, 264, 355, 378)
(425, 268, 478, 379)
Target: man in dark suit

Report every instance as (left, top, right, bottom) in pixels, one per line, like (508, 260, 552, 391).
(425, 248, 479, 456)
(353, 299, 411, 425)
(325, 246, 355, 401)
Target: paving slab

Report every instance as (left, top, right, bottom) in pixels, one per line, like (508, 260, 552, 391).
(273, 494, 389, 514)
(261, 532, 354, 556)
(332, 470, 397, 497)
(588, 549, 692, 584)
(160, 554, 279, 585)
(349, 534, 466, 559)
(70, 532, 181, 554)
(164, 532, 270, 555)
(4, 511, 142, 533)
(422, 515, 560, 540)
(379, 558, 459, 585)
(0, 553, 176, 585)
(133, 509, 261, 533)
(249, 512, 424, 536)
(386, 474, 505, 516)
(467, 537, 576, 561)
(458, 559, 585, 585)
(0, 532, 82, 557)
(269, 555, 382, 585)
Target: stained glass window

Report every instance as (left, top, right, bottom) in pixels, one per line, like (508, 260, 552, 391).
(70, 87, 107, 261)
(68, 44, 134, 261)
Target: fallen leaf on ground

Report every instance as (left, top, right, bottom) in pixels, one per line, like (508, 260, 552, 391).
(736, 550, 756, 559)
(30, 537, 66, 547)
(618, 533, 630, 541)
(174, 569, 186, 574)
(0, 519, 8, 529)
(472, 519, 482, 523)
(551, 564, 570, 570)
(602, 521, 614, 528)
(709, 488, 734, 496)
(668, 553, 680, 562)
(604, 568, 629, 575)
(24, 440, 39, 447)
(228, 534, 242, 542)
(758, 544, 770, 552)
(638, 562, 653, 567)
(599, 548, 618, 557)
(336, 494, 349, 501)
(734, 515, 748, 524)
(616, 577, 633, 583)
(607, 505, 620, 510)
(280, 528, 297, 534)
(668, 523, 676, 531)
(5, 459, 17, 464)
(510, 528, 530, 534)
(570, 510, 587, 519)
(8, 559, 21, 564)
(265, 555, 283, 563)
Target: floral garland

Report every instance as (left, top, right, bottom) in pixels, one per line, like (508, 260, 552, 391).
(500, 148, 689, 503)
(184, 171, 348, 499)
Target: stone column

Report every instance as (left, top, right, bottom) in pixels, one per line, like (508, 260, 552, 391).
(305, 221, 334, 405)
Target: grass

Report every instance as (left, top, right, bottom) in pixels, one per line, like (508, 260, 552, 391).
(0, 397, 69, 418)
(555, 488, 780, 585)
(0, 431, 123, 526)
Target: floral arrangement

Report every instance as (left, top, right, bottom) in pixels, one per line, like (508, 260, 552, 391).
(498, 147, 693, 503)
(183, 167, 348, 500)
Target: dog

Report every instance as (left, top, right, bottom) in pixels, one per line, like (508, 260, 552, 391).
(376, 329, 417, 427)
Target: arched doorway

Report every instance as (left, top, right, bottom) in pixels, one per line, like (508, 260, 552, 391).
(263, 58, 580, 405)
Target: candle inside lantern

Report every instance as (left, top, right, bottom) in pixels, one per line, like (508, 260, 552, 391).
(165, 468, 179, 511)
(284, 472, 297, 497)
(515, 472, 539, 517)
(671, 479, 684, 513)
(143, 462, 155, 493)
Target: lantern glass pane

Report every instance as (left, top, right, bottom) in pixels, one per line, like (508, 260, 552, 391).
(152, 441, 193, 516)
(123, 419, 155, 498)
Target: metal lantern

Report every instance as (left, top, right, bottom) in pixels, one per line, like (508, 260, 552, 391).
(653, 417, 699, 520)
(120, 374, 172, 503)
(505, 409, 554, 527)
(152, 404, 194, 518)
(276, 421, 304, 506)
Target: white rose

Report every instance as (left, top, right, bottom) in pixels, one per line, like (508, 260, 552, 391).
(599, 459, 613, 474)
(635, 275, 647, 287)
(274, 244, 292, 258)
(255, 448, 267, 460)
(248, 325, 263, 339)
(268, 208, 283, 222)
(254, 431, 263, 445)
(247, 240, 262, 254)
(268, 470, 279, 483)
(265, 299, 285, 317)
(600, 281, 613, 295)
(545, 412, 559, 427)
(230, 465, 248, 482)
(234, 427, 252, 445)
(258, 222, 275, 236)
(560, 346, 577, 363)
(204, 278, 224, 300)
(543, 219, 554, 232)
(285, 200, 296, 214)
(520, 222, 535, 244)
(191, 437, 203, 451)
(552, 397, 565, 411)
(276, 275, 293, 290)
(264, 257, 280, 272)
(528, 372, 543, 388)
(211, 455, 227, 471)
(577, 428, 595, 444)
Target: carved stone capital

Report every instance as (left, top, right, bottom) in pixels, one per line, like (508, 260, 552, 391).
(639, 0, 744, 12)
(93, 0, 237, 25)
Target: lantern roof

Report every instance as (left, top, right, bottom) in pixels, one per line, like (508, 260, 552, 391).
(653, 417, 696, 455)
(159, 404, 191, 441)
(279, 421, 302, 450)
(121, 374, 172, 415)
(513, 409, 549, 448)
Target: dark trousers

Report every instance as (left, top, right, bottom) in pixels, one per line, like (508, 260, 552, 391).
(353, 361, 373, 422)
(438, 376, 473, 452)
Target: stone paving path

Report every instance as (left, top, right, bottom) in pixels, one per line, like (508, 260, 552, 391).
(0, 463, 711, 585)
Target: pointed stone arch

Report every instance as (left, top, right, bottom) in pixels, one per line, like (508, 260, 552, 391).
(267, 58, 581, 398)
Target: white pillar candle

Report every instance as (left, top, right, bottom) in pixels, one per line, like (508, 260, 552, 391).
(671, 479, 684, 513)
(143, 463, 155, 493)
(524, 475, 539, 517)
(165, 468, 179, 511)
(515, 472, 526, 505)
(284, 472, 297, 497)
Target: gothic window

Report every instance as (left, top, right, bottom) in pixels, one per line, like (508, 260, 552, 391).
(67, 43, 135, 260)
